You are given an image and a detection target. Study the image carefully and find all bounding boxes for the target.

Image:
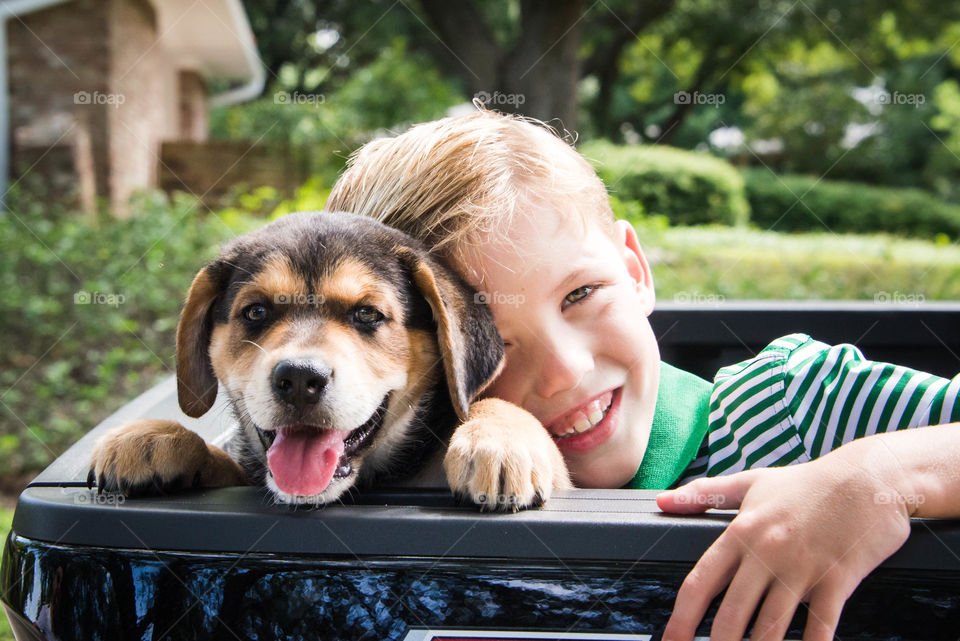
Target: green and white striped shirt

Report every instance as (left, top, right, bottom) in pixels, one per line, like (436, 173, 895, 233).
(676, 333, 960, 487)
(627, 334, 960, 490)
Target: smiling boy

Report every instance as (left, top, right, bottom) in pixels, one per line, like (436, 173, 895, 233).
(327, 109, 960, 641)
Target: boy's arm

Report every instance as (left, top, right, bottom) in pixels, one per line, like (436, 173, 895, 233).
(657, 423, 960, 641)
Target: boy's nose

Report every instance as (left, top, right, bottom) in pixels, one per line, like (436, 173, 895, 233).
(534, 342, 593, 399)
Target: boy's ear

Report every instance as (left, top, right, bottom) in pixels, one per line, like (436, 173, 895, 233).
(396, 247, 504, 422)
(176, 262, 225, 418)
(615, 219, 656, 315)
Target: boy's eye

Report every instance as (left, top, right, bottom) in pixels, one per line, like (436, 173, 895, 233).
(564, 285, 595, 306)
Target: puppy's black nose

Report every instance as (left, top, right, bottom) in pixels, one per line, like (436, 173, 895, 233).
(271, 360, 330, 409)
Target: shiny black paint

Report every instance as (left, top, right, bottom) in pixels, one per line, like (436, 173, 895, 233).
(4, 532, 960, 641)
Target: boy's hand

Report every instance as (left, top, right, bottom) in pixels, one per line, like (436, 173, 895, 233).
(656, 439, 916, 641)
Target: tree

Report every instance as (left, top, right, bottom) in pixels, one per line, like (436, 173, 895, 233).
(237, 0, 960, 192)
(240, 0, 678, 131)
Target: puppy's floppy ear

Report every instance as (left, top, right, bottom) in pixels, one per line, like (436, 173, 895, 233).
(176, 262, 225, 418)
(398, 247, 504, 422)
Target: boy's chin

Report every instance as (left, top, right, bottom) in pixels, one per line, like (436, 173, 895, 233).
(569, 455, 644, 489)
(563, 390, 653, 489)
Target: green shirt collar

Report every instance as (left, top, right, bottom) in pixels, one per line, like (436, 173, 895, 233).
(624, 362, 712, 490)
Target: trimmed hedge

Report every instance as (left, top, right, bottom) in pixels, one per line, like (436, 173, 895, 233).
(743, 169, 960, 238)
(580, 140, 750, 227)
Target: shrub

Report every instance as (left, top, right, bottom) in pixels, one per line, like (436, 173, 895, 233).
(743, 169, 960, 238)
(0, 190, 258, 483)
(580, 140, 750, 227)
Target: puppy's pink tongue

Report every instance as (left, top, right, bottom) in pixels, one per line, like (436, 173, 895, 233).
(266, 428, 346, 496)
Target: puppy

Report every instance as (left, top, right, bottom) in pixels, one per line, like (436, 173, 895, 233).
(88, 211, 570, 509)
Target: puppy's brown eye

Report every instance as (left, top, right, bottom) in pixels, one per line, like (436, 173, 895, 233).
(353, 306, 385, 325)
(243, 303, 269, 323)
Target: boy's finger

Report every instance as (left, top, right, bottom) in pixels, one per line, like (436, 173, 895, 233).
(657, 472, 756, 514)
(709, 562, 771, 641)
(801, 587, 844, 641)
(750, 584, 801, 641)
(662, 537, 740, 641)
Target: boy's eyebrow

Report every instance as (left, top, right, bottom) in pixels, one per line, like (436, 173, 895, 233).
(552, 266, 592, 296)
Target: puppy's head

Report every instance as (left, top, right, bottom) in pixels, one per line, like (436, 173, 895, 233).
(176, 211, 502, 504)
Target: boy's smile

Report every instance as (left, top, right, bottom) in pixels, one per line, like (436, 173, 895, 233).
(546, 387, 621, 454)
(459, 202, 662, 488)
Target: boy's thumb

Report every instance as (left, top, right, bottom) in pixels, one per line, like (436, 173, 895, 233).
(656, 473, 754, 514)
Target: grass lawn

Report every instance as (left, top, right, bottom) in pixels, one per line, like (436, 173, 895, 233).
(0, 507, 13, 641)
(648, 225, 960, 301)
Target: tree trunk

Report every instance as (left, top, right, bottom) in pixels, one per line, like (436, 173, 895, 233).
(584, 0, 676, 139)
(498, 0, 587, 130)
(419, 0, 586, 131)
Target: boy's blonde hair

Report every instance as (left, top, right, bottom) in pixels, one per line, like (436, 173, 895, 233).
(326, 109, 615, 263)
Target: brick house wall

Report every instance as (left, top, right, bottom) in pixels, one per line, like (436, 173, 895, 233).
(8, 0, 112, 202)
(108, 0, 177, 214)
(178, 71, 209, 142)
(8, 0, 210, 213)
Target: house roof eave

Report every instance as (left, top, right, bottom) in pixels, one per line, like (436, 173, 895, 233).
(149, 0, 265, 100)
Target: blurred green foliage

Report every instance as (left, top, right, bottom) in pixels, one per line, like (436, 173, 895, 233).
(587, 140, 960, 238)
(582, 140, 750, 226)
(0, 506, 10, 640)
(0, 190, 257, 482)
(209, 37, 462, 159)
(743, 168, 960, 237)
(577, 2, 960, 197)
(217, 177, 331, 221)
(232, 1, 960, 200)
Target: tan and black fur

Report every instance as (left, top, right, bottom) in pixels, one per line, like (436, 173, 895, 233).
(89, 211, 570, 509)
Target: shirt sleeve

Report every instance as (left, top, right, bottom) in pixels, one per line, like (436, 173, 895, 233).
(782, 334, 960, 460)
(694, 334, 811, 479)
(680, 333, 960, 486)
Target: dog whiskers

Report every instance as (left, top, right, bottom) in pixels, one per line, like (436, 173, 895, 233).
(340, 486, 360, 507)
(242, 340, 267, 354)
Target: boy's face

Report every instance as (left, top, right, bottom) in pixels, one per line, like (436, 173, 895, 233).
(460, 204, 660, 488)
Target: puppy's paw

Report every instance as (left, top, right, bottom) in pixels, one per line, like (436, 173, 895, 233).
(88, 419, 245, 496)
(444, 398, 572, 512)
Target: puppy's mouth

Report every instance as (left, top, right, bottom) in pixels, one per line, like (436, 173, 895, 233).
(256, 396, 390, 497)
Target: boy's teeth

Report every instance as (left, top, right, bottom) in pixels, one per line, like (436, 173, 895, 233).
(556, 393, 615, 439)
